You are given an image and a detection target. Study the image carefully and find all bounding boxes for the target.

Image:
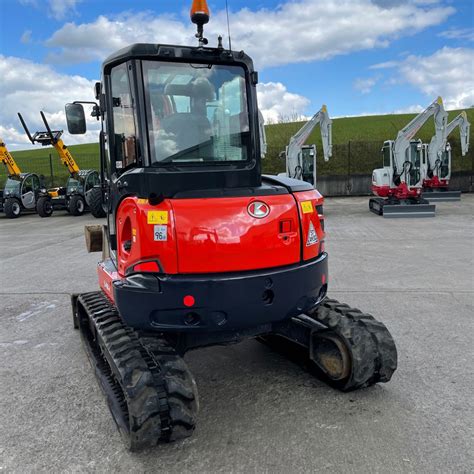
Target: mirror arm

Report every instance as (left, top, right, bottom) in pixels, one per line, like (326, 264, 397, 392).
(73, 100, 102, 120)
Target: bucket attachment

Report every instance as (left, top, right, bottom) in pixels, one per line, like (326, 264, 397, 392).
(369, 197, 435, 218)
(422, 189, 461, 202)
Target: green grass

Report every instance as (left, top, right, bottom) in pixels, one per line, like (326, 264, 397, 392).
(265, 108, 474, 176)
(2, 109, 472, 186)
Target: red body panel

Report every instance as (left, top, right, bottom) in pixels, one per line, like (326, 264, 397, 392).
(98, 261, 119, 302)
(372, 183, 421, 199)
(423, 176, 449, 189)
(171, 195, 301, 273)
(116, 197, 178, 276)
(109, 189, 326, 284)
(293, 190, 325, 261)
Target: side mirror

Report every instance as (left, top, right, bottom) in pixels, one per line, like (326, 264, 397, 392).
(65, 103, 86, 134)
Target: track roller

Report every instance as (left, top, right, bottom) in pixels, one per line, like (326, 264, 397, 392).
(72, 292, 199, 451)
(266, 298, 398, 391)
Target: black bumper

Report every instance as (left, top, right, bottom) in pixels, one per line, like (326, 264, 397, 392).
(113, 253, 328, 332)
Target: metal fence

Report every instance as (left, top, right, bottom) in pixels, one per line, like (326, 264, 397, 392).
(264, 139, 474, 178)
(2, 141, 473, 194)
(0, 154, 100, 188)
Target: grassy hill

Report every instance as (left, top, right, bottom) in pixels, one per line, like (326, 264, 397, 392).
(265, 108, 474, 176)
(2, 108, 472, 187)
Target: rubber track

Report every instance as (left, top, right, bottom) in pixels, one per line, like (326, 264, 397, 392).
(76, 292, 198, 451)
(310, 298, 398, 391)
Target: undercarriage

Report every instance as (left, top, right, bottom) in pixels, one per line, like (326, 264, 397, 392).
(72, 292, 397, 451)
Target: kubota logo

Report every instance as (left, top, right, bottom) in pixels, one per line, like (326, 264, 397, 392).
(248, 201, 270, 218)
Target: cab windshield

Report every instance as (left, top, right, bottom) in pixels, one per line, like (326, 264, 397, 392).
(66, 177, 83, 194)
(4, 178, 21, 195)
(143, 61, 251, 165)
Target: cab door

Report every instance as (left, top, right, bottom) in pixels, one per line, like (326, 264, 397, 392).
(20, 174, 39, 209)
(84, 171, 99, 204)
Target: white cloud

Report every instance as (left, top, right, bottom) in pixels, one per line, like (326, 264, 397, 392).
(354, 76, 379, 94)
(20, 30, 32, 44)
(369, 47, 474, 109)
(397, 47, 474, 109)
(0, 55, 99, 150)
(48, 0, 82, 20)
(0, 56, 306, 148)
(439, 28, 474, 42)
(393, 105, 425, 114)
(257, 82, 310, 123)
(370, 60, 399, 69)
(18, 0, 82, 20)
(44, 0, 454, 68)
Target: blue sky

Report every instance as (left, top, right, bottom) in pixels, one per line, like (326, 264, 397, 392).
(0, 0, 473, 148)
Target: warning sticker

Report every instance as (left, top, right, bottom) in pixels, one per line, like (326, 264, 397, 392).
(301, 201, 314, 214)
(306, 221, 318, 246)
(154, 225, 168, 241)
(147, 210, 168, 225)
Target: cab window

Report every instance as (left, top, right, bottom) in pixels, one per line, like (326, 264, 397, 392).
(110, 63, 138, 170)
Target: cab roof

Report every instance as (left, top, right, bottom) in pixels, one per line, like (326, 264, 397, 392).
(102, 43, 254, 73)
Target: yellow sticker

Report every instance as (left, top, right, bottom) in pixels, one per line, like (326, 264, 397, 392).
(147, 210, 168, 225)
(301, 201, 314, 214)
(132, 228, 137, 236)
(137, 198, 148, 204)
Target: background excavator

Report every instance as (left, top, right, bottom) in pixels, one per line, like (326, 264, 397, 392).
(422, 110, 470, 202)
(370, 97, 446, 217)
(65, 0, 397, 451)
(0, 137, 44, 218)
(18, 112, 105, 218)
(279, 105, 332, 186)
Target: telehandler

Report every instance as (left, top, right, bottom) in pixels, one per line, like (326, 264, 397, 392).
(0, 138, 44, 218)
(18, 112, 105, 217)
(67, 0, 397, 451)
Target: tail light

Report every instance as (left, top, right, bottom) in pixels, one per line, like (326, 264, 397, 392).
(126, 260, 161, 275)
(316, 204, 324, 231)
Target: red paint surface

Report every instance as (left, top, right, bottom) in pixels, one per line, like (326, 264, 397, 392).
(372, 183, 421, 199)
(293, 190, 325, 262)
(171, 195, 302, 273)
(109, 189, 326, 283)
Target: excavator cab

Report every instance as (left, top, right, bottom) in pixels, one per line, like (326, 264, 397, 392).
(301, 145, 316, 185)
(1, 173, 42, 218)
(404, 140, 424, 188)
(0, 137, 43, 218)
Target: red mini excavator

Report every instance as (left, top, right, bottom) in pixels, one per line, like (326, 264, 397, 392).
(68, 0, 397, 451)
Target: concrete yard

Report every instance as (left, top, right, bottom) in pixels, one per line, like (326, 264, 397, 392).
(0, 196, 473, 473)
